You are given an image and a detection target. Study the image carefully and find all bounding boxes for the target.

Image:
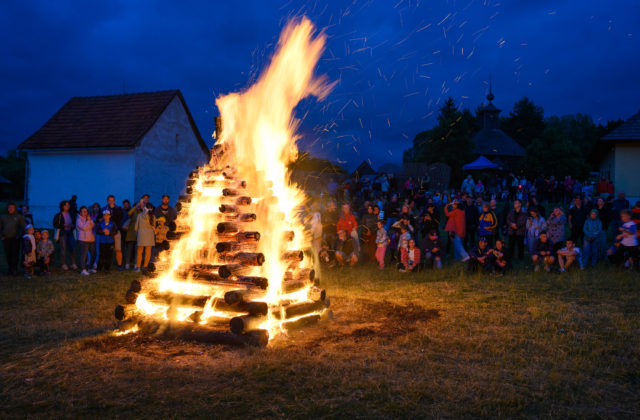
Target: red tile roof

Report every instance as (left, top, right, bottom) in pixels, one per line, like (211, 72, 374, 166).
(18, 90, 209, 155)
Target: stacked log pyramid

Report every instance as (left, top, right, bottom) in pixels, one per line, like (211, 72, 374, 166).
(114, 144, 329, 347)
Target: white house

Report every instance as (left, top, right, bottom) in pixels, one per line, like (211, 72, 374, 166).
(18, 90, 210, 227)
(599, 111, 640, 198)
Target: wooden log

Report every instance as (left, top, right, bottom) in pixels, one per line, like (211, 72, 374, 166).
(307, 286, 326, 302)
(218, 204, 237, 213)
(273, 300, 328, 320)
(282, 250, 304, 263)
(115, 304, 136, 321)
(283, 231, 295, 242)
(212, 298, 268, 316)
(237, 276, 269, 290)
(167, 230, 187, 241)
(148, 291, 210, 307)
(130, 279, 142, 293)
(216, 241, 258, 253)
(283, 280, 308, 294)
(186, 178, 197, 187)
(284, 268, 315, 282)
(237, 213, 257, 222)
(125, 289, 138, 304)
(219, 252, 265, 266)
(224, 289, 266, 305)
(217, 222, 239, 234)
(229, 315, 266, 334)
(235, 196, 252, 206)
(222, 188, 239, 196)
(138, 319, 268, 347)
(178, 194, 193, 203)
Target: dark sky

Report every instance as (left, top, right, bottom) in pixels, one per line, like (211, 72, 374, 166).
(1, 0, 639, 170)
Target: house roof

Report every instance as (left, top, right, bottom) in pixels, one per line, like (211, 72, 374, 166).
(18, 90, 209, 156)
(350, 160, 376, 177)
(602, 111, 640, 141)
(471, 128, 526, 157)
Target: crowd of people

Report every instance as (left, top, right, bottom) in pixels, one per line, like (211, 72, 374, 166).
(0, 193, 176, 277)
(0, 172, 638, 278)
(311, 173, 639, 275)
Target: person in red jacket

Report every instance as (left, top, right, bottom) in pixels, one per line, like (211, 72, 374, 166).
(398, 239, 421, 272)
(337, 204, 359, 253)
(444, 200, 469, 261)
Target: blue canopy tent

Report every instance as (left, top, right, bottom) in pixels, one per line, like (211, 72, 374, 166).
(462, 155, 499, 171)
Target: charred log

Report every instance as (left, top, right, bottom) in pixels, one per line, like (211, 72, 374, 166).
(224, 289, 266, 305)
(219, 252, 265, 266)
(273, 300, 328, 320)
(229, 315, 266, 334)
(282, 250, 304, 263)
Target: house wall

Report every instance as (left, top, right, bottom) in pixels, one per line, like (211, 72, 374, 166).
(134, 96, 208, 204)
(599, 148, 615, 183)
(614, 144, 640, 197)
(25, 150, 135, 227)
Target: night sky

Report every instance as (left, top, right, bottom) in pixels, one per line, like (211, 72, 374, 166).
(1, 0, 639, 170)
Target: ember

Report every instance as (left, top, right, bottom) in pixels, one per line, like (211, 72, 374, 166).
(113, 17, 332, 346)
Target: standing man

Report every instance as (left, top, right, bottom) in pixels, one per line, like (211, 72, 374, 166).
(0, 203, 26, 275)
(154, 195, 178, 231)
(506, 199, 527, 261)
(568, 197, 588, 244)
(102, 195, 125, 270)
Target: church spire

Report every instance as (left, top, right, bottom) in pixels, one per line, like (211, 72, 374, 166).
(487, 73, 494, 102)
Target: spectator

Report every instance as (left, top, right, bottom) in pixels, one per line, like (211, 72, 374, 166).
(22, 224, 36, 278)
(463, 196, 479, 249)
(583, 209, 603, 267)
(506, 200, 527, 261)
(153, 216, 169, 263)
(422, 230, 443, 269)
(321, 201, 338, 247)
(596, 177, 609, 196)
(335, 229, 358, 267)
(632, 201, 640, 224)
(568, 197, 588, 244)
(21, 205, 34, 226)
(468, 237, 491, 273)
(444, 200, 469, 261)
(361, 204, 378, 261)
(69, 195, 78, 221)
(461, 175, 474, 195)
(135, 202, 156, 273)
(120, 199, 132, 258)
(546, 207, 566, 254)
(103, 195, 125, 270)
(532, 231, 554, 272)
(526, 208, 546, 256)
(610, 192, 630, 233)
(318, 241, 336, 268)
(89, 203, 102, 270)
(398, 239, 420, 272)
(613, 209, 638, 269)
(474, 180, 485, 196)
(309, 203, 323, 255)
(375, 220, 389, 269)
(478, 202, 498, 246)
(557, 239, 583, 272)
(0, 202, 26, 276)
(53, 200, 77, 270)
(76, 206, 96, 275)
(97, 209, 117, 273)
(37, 230, 54, 275)
(154, 195, 178, 231)
(489, 239, 510, 275)
(420, 203, 440, 239)
(337, 203, 359, 254)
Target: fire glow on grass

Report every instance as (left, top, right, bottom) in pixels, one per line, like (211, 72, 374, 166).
(122, 17, 332, 341)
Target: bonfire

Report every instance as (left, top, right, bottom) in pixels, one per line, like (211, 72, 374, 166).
(113, 17, 332, 347)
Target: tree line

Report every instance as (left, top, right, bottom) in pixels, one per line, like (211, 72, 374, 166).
(403, 96, 626, 185)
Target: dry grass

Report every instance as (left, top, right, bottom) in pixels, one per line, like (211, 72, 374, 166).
(1, 264, 639, 418)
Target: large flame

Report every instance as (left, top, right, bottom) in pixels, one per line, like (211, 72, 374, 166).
(131, 17, 332, 340)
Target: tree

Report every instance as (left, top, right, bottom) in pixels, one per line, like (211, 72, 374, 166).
(0, 149, 26, 200)
(501, 97, 545, 148)
(404, 97, 479, 185)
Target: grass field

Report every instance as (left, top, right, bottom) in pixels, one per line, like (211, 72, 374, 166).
(1, 263, 639, 418)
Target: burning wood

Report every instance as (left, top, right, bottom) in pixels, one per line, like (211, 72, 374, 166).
(112, 17, 332, 346)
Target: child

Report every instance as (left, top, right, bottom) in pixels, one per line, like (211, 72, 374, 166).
(374, 220, 389, 269)
(22, 224, 36, 278)
(557, 239, 583, 272)
(397, 225, 411, 254)
(421, 230, 443, 269)
(489, 239, 509, 275)
(398, 239, 420, 272)
(583, 209, 603, 267)
(37, 230, 54, 275)
(613, 209, 639, 269)
(532, 231, 555, 272)
(97, 209, 117, 273)
(335, 229, 358, 267)
(153, 216, 170, 263)
(468, 237, 491, 273)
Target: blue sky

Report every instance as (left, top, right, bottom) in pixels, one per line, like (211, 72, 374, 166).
(1, 0, 638, 170)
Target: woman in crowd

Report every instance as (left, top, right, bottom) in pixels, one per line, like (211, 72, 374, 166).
(76, 206, 96, 275)
(526, 208, 546, 256)
(52, 200, 77, 270)
(134, 201, 156, 273)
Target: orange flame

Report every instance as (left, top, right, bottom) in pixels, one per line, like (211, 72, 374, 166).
(135, 17, 332, 341)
